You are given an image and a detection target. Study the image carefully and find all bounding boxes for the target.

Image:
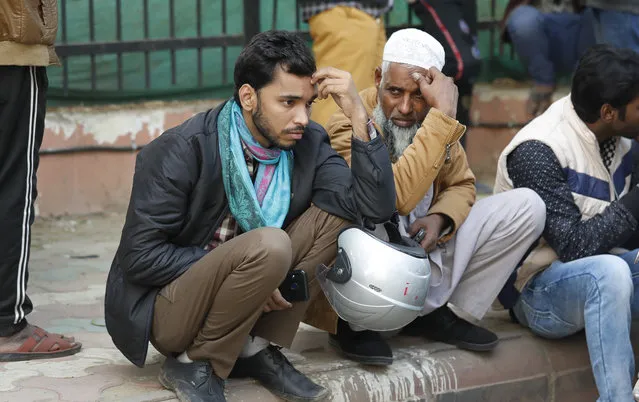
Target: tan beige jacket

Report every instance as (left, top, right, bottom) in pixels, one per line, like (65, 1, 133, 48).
(0, 0, 59, 66)
(303, 87, 475, 334)
(328, 87, 475, 240)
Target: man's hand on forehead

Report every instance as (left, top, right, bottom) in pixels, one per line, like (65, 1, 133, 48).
(311, 67, 367, 121)
(311, 67, 356, 100)
(311, 67, 371, 141)
(406, 66, 433, 85)
(410, 67, 459, 119)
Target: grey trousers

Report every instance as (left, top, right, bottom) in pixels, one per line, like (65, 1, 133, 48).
(423, 188, 545, 319)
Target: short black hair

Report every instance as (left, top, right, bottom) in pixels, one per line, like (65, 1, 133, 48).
(233, 30, 316, 104)
(571, 45, 639, 123)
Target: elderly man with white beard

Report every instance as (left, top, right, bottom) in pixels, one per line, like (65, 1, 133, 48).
(304, 28, 547, 365)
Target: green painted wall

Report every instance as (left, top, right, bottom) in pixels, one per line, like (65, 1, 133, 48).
(49, 0, 526, 104)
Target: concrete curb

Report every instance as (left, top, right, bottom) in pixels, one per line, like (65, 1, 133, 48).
(222, 319, 639, 402)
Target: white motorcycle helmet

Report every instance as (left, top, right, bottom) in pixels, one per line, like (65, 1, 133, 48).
(317, 222, 431, 332)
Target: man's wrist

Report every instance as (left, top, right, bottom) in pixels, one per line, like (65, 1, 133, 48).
(430, 213, 452, 236)
(351, 108, 369, 126)
(620, 186, 639, 220)
(351, 108, 372, 141)
(438, 107, 456, 119)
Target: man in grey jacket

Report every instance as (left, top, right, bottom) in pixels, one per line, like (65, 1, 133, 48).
(104, 30, 396, 402)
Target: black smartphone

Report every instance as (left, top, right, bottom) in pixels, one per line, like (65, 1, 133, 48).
(278, 270, 309, 302)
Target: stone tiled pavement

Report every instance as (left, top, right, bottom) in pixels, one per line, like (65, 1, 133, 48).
(1, 213, 635, 402)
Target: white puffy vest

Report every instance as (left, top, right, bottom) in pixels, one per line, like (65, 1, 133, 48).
(494, 95, 636, 290)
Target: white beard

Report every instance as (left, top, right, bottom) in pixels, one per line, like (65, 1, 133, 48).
(372, 104, 420, 162)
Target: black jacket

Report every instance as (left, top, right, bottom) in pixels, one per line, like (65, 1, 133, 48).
(105, 101, 396, 367)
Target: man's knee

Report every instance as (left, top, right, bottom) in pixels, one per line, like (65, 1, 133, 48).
(507, 5, 544, 37)
(584, 255, 633, 301)
(494, 188, 546, 237)
(517, 188, 546, 237)
(250, 227, 293, 282)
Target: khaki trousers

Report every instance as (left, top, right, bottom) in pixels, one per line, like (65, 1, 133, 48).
(308, 6, 386, 127)
(150, 205, 348, 378)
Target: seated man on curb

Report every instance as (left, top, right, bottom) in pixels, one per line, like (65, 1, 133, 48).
(104, 30, 396, 402)
(494, 45, 639, 402)
(304, 28, 546, 365)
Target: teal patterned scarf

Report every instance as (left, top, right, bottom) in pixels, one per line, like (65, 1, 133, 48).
(217, 100, 293, 231)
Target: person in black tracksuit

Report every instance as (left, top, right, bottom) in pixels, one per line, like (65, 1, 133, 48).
(0, 1, 81, 361)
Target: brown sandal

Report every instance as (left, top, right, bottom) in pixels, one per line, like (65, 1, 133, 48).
(0, 326, 82, 362)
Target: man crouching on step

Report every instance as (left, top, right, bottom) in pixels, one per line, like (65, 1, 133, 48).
(104, 30, 396, 402)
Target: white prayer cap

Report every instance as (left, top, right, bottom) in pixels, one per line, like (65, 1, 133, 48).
(383, 28, 445, 71)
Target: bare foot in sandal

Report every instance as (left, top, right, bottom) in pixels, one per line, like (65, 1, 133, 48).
(527, 84, 555, 117)
(0, 324, 81, 362)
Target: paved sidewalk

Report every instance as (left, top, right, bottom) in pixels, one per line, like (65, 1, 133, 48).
(0, 213, 633, 402)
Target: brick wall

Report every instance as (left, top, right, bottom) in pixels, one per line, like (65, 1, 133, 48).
(37, 85, 569, 216)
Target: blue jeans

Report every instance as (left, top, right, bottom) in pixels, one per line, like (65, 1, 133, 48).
(589, 8, 639, 52)
(513, 250, 639, 402)
(506, 6, 596, 85)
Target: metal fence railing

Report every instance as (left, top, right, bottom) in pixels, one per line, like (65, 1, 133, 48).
(51, 0, 514, 104)
(54, 0, 249, 96)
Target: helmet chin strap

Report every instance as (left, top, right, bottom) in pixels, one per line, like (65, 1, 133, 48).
(361, 216, 376, 230)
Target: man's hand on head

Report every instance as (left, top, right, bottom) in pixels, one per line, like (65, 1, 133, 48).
(411, 68, 459, 120)
(263, 289, 292, 313)
(408, 214, 448, 252)
(311, 67, 371, 141)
